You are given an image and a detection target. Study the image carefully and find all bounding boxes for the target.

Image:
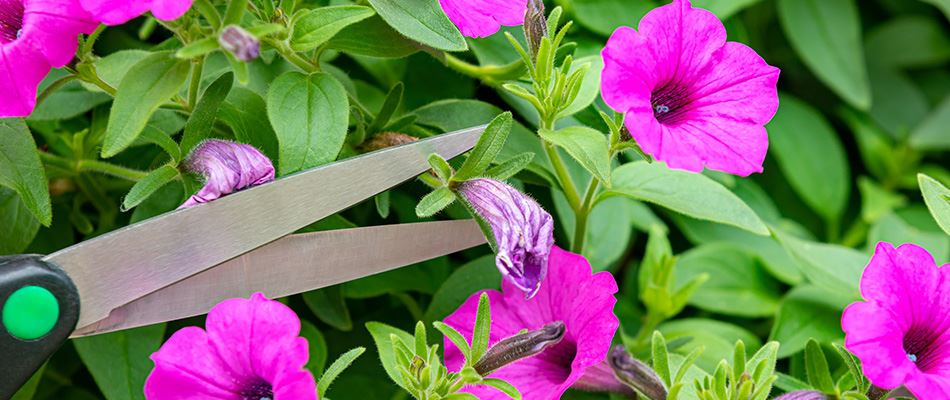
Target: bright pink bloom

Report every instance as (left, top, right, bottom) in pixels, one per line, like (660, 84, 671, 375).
(443, 246, 619, 399)
(439, 0, 527, 38)
(601, 0, 780, 176)
(80, 0, 192, 26)
(145, 293, 318, 400)
(1, 0, 97, 117)
(179, 140, 276, 209)
(842, 242, 950, 399)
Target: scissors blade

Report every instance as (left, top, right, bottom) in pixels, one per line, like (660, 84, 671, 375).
(44, 126, 485, 328)
(71, 220, 485, 337)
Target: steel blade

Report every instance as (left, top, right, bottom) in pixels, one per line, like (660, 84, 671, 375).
(45, 126, 484, 328)
(71, 220, 485, 337)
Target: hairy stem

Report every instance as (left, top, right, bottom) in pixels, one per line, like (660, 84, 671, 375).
(188, 56, 206, 108)
(571, 178, 600, 254)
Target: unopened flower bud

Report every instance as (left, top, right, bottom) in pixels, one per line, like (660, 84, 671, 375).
(219, 25, 261, 62)
(609, 345, 667, 400)
(774, 391, 827, 400)
(179, 140, 275, 209)
(360, 132, 419, 152)
(473, 321, 565, 376)
(456, 178, 555, 298)
(523, 0, 547, 59)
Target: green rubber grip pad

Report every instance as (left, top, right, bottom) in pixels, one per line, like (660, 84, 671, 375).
(2, 286, 60, 340)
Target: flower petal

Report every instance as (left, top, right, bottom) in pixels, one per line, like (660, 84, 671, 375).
(905, 372, 950, 400)
(272, 366, 319, 400)
(23, 0, 98, 67)
(860, 243, 945, 327)
(842, 301, 916, 389)
(79, 0, 149, 25)
(147, 327, 244, 398)
(439, 0, 527, 38)
(151, 0, 193, 21)
(179, 140, 276, 208)
(634, 0, 726, 85)
(0, 41, 48, 117)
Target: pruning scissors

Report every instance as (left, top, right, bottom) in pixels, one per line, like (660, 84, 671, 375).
(0, 126, 488, 399)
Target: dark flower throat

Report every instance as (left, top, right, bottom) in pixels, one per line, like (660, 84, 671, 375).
(903, 325, 943, 372)
(651, 81, 692, 125)
(240, 379, 274, 400)
(0, 0, 23, 44)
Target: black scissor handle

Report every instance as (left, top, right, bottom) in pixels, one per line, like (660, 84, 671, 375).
(0, 255, 79, 400)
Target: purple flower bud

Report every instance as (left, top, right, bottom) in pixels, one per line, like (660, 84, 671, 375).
(608, 345, 667, 400)
(179, 140, 275, 209)
(473, 321, 565, 376)
(219, 25, 260, 62)
(774, 391, 828, 400)
(456, 178, 555, 298)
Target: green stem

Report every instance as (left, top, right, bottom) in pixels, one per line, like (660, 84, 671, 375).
(77, 159, 149, 181)
(188, 56, 206, 108)
(571, 179, 600, 254)
(273, 41, 320, 72)
(194, 0, 222, 29)
(38, 152, 74, 171)
(633, 311, 665, 349)
(81, 68, 117, 96)
(36, 75, 77, 106)
(543, 140, 581, 211)
(82, 25, 107, 56)
(443, 53, 525, 86)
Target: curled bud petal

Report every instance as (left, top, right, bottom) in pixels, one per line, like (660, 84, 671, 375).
(219, 25, 261, 62)
(774, 391, 828, 400)
(179, 140, 275, 209)
(609, 345, 667, 400)
(456, 178, 555, 298)
(473, 321, 565, 376)
(523, 0, 547, 59)
(360, 132, 419, 152)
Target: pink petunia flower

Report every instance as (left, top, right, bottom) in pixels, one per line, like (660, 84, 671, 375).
(601, 0, 780, 176)
(456, 178, 555, 299)
(1, 0, 98, 117)
(842, 242, 950, 399)
(179, 139, 276, 209)
(439, 0, 527, 38)
(80, 0, 193, 26)
(145, 293, 318, 400)
(443, 246, 620, 399)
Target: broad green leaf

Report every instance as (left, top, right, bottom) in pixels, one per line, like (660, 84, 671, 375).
(101, 52, 190, 157)
(343, 257, 448, 298)
(865, 16, 950, 68)
(777, 0, 870, 109)
(540, 126, 611, 185)
(424, 255, 500, 322)
(659, 318, 761, 372)
(557, 56, 603, 119)
(29, 70, 109, 121)
(607, 161, 769, 235)
(858, 177, 906, 223)
(774, 230, 867, 297)
(691, 0, 764, 19)
(480, 378, 522, 399)
(180, 72, 234, 156)
(220, 87, 279, 162)
(328, 16, 420, 58)
(367, 0, 466, 51)
(0, 187, 40, 255)
(291, 5, 376, 51)
(80, 50, 150, 92)
(0, 118, 51, 225)
(867, 63, 929, 139)
(365, 322, 414, 389)
(553, 192, 634, 269)
(267, 71, 349, 175)
(767, 94, 850, 221)
(919, 173, 950, 235)
(317, 347, 366, 396)
(911, 94, 950, 151)
(573, 0, 657, 37)
(674, 243, 780, 317)
(415, 187, 457, 217)
(74, 324, 166, 400)
(175, 37, 219, 59)
(921, 0, 950, 21)
(453, 112, 512, 181)
(121, 165, 179, 211)
(303, 286, 353, 331)
(301, 321, 328, 376)
(869, 213, 949, 262)
(805, 339, 836, 393)
(769, 286, 847, 358)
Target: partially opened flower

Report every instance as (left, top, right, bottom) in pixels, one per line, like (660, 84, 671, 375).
(145, 293, 318, 400)
(179, 140, 276, 209)
(80, 0, 192, 26)
(842, 242, 950, 399)
(443, 246, 619, 399)
(601, 0, 780, 176)
(439, 0, 527, 38)
(456, 178, 554, 298)
(774, 391, 828, 400)
(1, 0, 98, 117)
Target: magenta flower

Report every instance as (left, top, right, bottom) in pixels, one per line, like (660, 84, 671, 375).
(456, 178, 554, 298)
(443, 246, 619, 399)
(179, 140, 276, 209)
(145, 293, 318, 400)
(1, 0, 98, 117)
(601, 0, 780, 176)
(774, 391, 827, 400)
(439, 0, 527, 38)
(842, 242, 950, 399)
(80, 0, 192, 26)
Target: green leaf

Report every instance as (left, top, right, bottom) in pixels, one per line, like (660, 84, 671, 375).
(130, 181, 183, 223)
(919, 173, 950, 235)
(911, 94, 950, 151)
(301, 320, 328, 376)
(833, 342, 868, 393)
(180, 72, 234, 156)
(291, 5, 377, 52)
(865, 16, 950, 68)
(553, 192, 636, 269)
(375, 190, 391, 218)
(453, 112, 513, 181)
(767, 94, 850, 221)
(367, 0, 466, 51)
(267, 71, 349, 175)
(434, 321, 471, 361)
(0, 187, 40, 254)
(29, 70, 109, 121)
(303, 286, 353, 331)
(424, 255, 500, 322)
(805, 339, 836, 393)
(869, 213, 949, 262)
(328, 15, 421, 58)
(479, 378, 522, 400)
(10, 363, 44, 400)
(674, 243, 780, 317)
(121, 165, 179, 211)
(101, 51, 190, 157)
(652, 331, 672, 387)
(607, 161, 768, 235)
(485, 153, 534, 181)
(777, 0, 870, 109)
(659, 318, 762, 373)
(540, 126, 611, 186)
(175, 37, 219, 59)
(365, 322, 414, 389)
(773, 230, 866, 297)
(572, 0, 657, 37)
(219, 87, 280, 162)
(428, 153, 453, 182)
(140, 125, 182, 162)
(471, 292, 492, 361)
(691, 0, 764, 19)
(769, 286, 847, 358)
(80, 50, 150, 93)
(0, 118, 51, 226)
(368, 83, 404, 134)
(557, 56, 603, 119)
(867, 63, 929, 139)
(73, 324, 166, 400)
(317, 347, 366, 397)
(415, 187, 457, 217)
